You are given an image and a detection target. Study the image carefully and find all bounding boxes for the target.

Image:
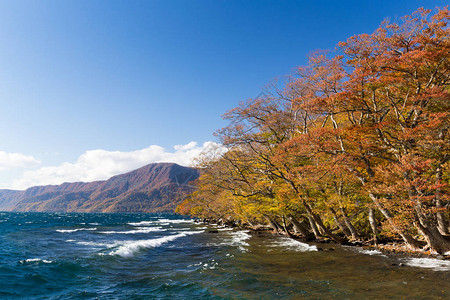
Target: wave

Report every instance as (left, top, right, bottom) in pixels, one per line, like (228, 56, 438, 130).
(128, 219, 194, 227)
(20, 258, 53, 264)
(128, 221, 156, 226)
(110, 233, 188, 257)
(76, 241, 120, 248)
(230, 231, 251, 247)
(56, 228, 97, 233)
(206, 230, 251, 250)
(99, 227, 165, 234)
(271, 237, 318, 252)
(358, 249, 385, 256)
(177, 226, 206, 231)
(109, 230, 204, 257)
(157, 219, 194, 224)
(402, 257, 450, 271)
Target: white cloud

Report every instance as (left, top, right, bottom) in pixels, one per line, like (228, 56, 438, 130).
(0, 151, 41, 171)
(9, 141, 224, 190)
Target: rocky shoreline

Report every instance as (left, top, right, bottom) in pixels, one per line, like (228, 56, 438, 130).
(196, 218, 450, 261)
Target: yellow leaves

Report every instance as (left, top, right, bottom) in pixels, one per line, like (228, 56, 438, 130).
(180, 7, 449, 248)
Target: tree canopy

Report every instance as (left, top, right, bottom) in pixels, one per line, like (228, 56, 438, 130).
(178, 7, 450, 254)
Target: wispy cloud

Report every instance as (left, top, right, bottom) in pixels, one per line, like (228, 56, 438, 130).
(9, 141, 223, 190)
(0, 151, 41, 171)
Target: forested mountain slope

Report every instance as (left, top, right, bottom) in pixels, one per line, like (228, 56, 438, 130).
(0, 163, 199, 212)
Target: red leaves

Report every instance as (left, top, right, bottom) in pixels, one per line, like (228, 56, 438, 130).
(178, 7, 449, 251)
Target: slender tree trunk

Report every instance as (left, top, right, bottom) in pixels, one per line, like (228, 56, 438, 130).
(265, 216, 282, 233)
(413, 207, 450, 254)
(369, 193, 422, 248)
(435, 166, 449, 235)
(330, 208, 351, 237)
(303, 202, 345, 244)
(340, 206, 361, 240)
(288, 215, 312, 238)
(436, 199, 449, 235)
(281, 215, 294, 237)
(368, 207, 379, 245)
(307, 215, 321, 239)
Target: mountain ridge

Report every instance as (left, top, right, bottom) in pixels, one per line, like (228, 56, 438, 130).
(0, 163, 199, 213)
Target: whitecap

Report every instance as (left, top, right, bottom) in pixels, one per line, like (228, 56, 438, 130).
(56, 228, 97, 233)
(99, 227, 164, 234)
(109, 233, 188, 257)
(403, 257, 450, 271)
(20, 258, 52, 264)
(271, 237, 318, 252)
(230, 230, 251, 247)
(76, 241, 120, 248)
(206, 230, 251, 249)
(157, 218, 194, 224)
(179, 230, 204, 235)
(359, 249, 385, 256)
(128, 221, 156, 226)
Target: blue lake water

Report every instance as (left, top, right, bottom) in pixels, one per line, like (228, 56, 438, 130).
(0, 212, 449, 299)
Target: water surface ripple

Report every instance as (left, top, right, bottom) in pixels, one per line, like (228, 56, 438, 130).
(0, 212, 449, 299)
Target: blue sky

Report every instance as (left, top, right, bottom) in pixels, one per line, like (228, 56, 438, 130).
(0, 0, 447, 189)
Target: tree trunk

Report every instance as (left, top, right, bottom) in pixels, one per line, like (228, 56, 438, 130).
(303, 202, 345, 244)
(436, 199, 449, 235)
(340, 206, 361, 240)
(288, 215, 312, 238)
(368, 207, 379, 245)
(307, 215, 321, 239)
(435, 166, 449, 235)
(369, 193, 422, 248)
(330, 208, 351, 237)
(414, 207, 450, 254)
(265, 216, 282, 233)
(281, 215, 294, 237)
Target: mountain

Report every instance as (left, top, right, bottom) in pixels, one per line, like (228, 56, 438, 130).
(0, 163, 199, 213)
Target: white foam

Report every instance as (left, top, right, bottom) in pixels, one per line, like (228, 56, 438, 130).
(99, 227, 164, 234)
(272, 237, 318, 252)
(183, 230, 205, 234)
(403, 257, 450, 271)
(20, 258, 52, 264)
(77, 241, 120, 248)
(157, 218, 194, 224)
(128, 221, 156, 226)
(110, 233, 188, 257)
(56, 228, 97, 233)
(359, 249, 386, 256)
(206, 230, 251, 249)
(231, 231, 251, 247)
